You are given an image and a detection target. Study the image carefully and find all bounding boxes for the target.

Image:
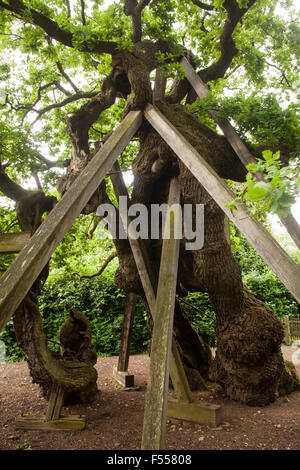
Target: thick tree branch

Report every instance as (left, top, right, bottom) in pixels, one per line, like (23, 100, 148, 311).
(168, 0, 257, 104)
(190, 0, 214, 11)
(72, 251, 117, 280)
(0, 0, 118, 54)
(0, 167, 28, 201)
(30, 90, 100, 126)
(200, 0, 257, 82)
(35, 152, 70, 169)
(66, 80, 117, 160)
(136, 0, 151, 13)
(124, 0, 151, 43)
(33, 173, 42, 190)
(65, 0, 71, 18)
(80, 0, 86, 26)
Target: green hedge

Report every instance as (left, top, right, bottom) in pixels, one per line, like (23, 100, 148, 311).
(0, 275, 152, 361)
(1, 243, 299, 361)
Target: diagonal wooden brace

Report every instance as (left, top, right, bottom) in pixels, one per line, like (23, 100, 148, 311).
(144, 104, 300, 303)
(181, 56, 300, 250)
(0, 111, 143, 333)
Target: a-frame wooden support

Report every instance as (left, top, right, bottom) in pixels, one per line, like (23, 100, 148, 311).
(110, 164, 221, 442)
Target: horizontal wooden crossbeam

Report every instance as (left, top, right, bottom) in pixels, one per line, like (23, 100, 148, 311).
(0, 232, 30, 253)
(144, 104, 300, 303)
(15, 415, 86, 431)
(167, 397, 221, 428)
(0, 111, 143, 333)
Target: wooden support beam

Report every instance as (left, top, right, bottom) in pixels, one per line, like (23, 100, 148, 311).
(46, 382, 65, 421)
(141, 178, 181, 450)
(144, 104, 300, 303)
(181, 56, 300, 250)
(110, 163, 192, 404)
(0, 232, 30, 253)
(118, 292, 136, 372)
(167, 397, 221, 428)
(0, 111, 143, 333)
(16, 381, 85, 431)
(153, 69, 167, 102)
(15, 415, 86, 431)
(283, 315, 292, 346)
(181, 57, 262, 168)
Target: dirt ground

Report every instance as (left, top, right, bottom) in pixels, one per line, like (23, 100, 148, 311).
(0, 345, 299, 451)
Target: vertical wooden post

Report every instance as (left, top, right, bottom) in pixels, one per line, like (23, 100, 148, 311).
(141, 178, 181, 450)
(283, 316, 292, 346)
(45, 382, 65, 421)
(153, 70, 167, 102)
(118, 292, 136, 372)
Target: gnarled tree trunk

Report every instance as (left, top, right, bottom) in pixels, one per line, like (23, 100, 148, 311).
(13, 191, 98, 404)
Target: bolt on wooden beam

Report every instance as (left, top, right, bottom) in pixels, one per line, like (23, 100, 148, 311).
(0, 111, 143, 333)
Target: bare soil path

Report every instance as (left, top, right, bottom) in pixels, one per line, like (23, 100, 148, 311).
(0, 346, 299, 450)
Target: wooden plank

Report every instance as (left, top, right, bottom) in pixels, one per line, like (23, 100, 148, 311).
(283, 316, 292, 346)
(0, 111, 143, 333)
(141, 178, 181, 450)
(144, 104, 300, 303)
(110, 164, 192, 403)
(278, 213, 300, 251)
(169, 338, 193, 404)
(0, 232, 30, 253)
(45, 381, 65, 421)
(181, 56, 300, 250)
(15, 415, 86, 431)
(153, 70, 167, 102)
(118, 291, 136, 372)
(167, 397, 222, 427)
